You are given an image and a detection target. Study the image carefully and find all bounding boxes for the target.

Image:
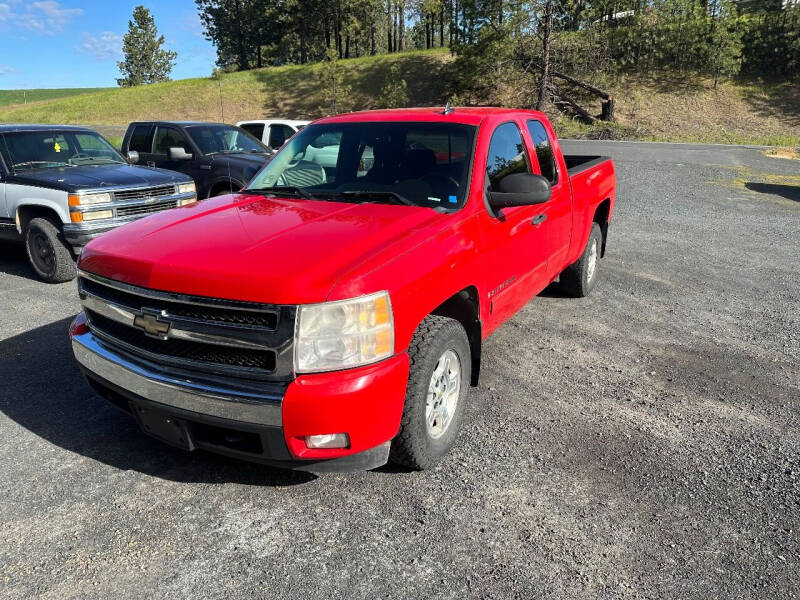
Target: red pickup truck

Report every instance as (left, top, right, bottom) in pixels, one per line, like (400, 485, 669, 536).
(70, 107, 615, 472)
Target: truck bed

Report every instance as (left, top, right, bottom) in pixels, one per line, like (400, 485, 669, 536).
(564, 155, 612, 175)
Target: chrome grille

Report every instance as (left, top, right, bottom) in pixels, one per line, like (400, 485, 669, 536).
(113, 185, 176, 202)
(116, 198, 179, 217)
(77, 271, 296, 381)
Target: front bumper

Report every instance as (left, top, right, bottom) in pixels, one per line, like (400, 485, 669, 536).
(71, 318, 410, 472)
(64, 191, 197, 249)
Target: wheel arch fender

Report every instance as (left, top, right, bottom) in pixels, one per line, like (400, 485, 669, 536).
(14, 194, 69, 234)
(593, 197, 612, 257)
(427, 286, 482, 387)
(208, 177, 245, 197)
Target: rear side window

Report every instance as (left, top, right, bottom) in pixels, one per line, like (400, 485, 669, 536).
(526, 120, 558, 184)
(485, 122, 529, 190)
(268, 124, 295, 148)
(128, 125, 152, 153)
(240, 123, 265, 140)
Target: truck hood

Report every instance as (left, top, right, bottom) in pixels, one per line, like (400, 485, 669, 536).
(7, 164, 190, 193)
(79, 193, 443, 304)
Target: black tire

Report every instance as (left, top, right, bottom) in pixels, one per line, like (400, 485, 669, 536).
(558, 222, 602, 298)
(390, 315, 471, 470)
(24, 217, 76, 283)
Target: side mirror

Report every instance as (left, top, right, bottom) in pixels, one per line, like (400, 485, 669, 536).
(126, 150, 139, 164)
(169, 146, 193, 161)
(487, 173, 551, 210)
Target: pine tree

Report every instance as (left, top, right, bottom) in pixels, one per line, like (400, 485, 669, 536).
(117, 6, 178, 87)
(376, 61, 409, 107)
(318, 48, 353, 114)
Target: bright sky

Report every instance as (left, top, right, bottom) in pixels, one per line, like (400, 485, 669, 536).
(0, 0, 215, 89)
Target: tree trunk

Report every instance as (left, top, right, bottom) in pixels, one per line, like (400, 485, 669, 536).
(398, 0, 405, 51)
(300, 18, 307, 63)
(387, 1, 392, 52)
(536, 0, 553, 111)
(440, 6, 445, 47)
(233, 0, 248, 71)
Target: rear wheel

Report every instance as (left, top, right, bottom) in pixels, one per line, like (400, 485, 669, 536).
(390, 315, 471, 470)
(24, 217, 76, 283)
(559, 222, 602, 297)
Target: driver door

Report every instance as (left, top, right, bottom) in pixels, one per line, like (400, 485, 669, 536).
(480, 121, 551, 332)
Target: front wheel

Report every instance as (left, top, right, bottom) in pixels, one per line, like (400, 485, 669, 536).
(24, 217, 76, 283)
(558, 222, 602, 298)
(390, 315, 471, 470)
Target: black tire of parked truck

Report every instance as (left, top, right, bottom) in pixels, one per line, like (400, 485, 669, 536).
(24, 217, 76, 283)
(558, 222, 603, 298)
(390, 315, 471, 470)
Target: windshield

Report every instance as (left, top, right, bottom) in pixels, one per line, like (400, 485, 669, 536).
(0, 130, 125, 170)
(185, 125, 269, 155)
(246, 121, 477, 209)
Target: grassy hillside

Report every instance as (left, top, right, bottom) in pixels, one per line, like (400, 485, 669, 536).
(0, 87, 110, 108)
(0, 49, 451, 127)
(0, 48, 797, 147)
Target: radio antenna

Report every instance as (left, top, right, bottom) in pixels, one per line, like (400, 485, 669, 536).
(218, 79, 225, 123)
(441, 101, 454, 115)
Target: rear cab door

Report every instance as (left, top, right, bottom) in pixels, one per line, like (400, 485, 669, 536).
(522, 118, 573, 277)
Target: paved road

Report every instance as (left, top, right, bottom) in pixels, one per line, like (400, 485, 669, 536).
(1, 142, 798, 599)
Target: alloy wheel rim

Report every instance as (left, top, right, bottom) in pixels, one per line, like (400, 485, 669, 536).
(586, 238, 598, 284)
(425, 349, 461, 440)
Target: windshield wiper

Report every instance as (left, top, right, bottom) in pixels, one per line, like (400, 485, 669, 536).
(334, 190, 417, 207)
(11, 160, 69, 169)
(246, 185, 315, 200)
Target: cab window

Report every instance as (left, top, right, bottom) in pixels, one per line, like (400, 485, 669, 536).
(152, 126, 191, 156)
(268, 124, 295, 148)
(485, 122, 529, 190)
(240, 123, 265, 141)
(526, 120, 558, 184)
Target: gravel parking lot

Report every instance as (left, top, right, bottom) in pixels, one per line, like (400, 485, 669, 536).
(1, 141, 798, 599)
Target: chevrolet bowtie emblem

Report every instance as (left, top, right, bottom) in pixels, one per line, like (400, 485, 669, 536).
(133, 310, 171, 339)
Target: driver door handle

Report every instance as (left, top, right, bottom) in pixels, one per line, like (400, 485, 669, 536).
(532, 214, 547, 226)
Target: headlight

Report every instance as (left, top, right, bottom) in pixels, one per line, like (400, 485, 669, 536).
(69, 192, 111, 206)
(177, 182, 196, 195)
(294, 291, 394, 373)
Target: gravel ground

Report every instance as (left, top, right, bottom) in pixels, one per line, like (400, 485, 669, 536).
(1, 141, 798, 599)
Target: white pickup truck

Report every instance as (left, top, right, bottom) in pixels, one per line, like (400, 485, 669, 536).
(236, 119, 309, 150)
(0, 124, 197, 282)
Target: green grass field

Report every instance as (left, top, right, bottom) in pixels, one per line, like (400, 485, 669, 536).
(0, 87, 110, 108)
(0, 48, 797, 147)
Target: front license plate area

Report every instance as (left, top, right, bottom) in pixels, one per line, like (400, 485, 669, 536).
(131, 404, 194, 451)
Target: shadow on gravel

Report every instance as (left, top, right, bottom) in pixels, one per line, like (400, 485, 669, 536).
(0, 318, 315, 486)
(745, 182, 800, 202)
(0, 242, 39, 280)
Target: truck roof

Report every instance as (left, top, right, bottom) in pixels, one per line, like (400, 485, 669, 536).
(236, 119, 309, 126)
(128, 121, 230, 127)
(315, 106, 548, 126)
(0, 124, 95, 133)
